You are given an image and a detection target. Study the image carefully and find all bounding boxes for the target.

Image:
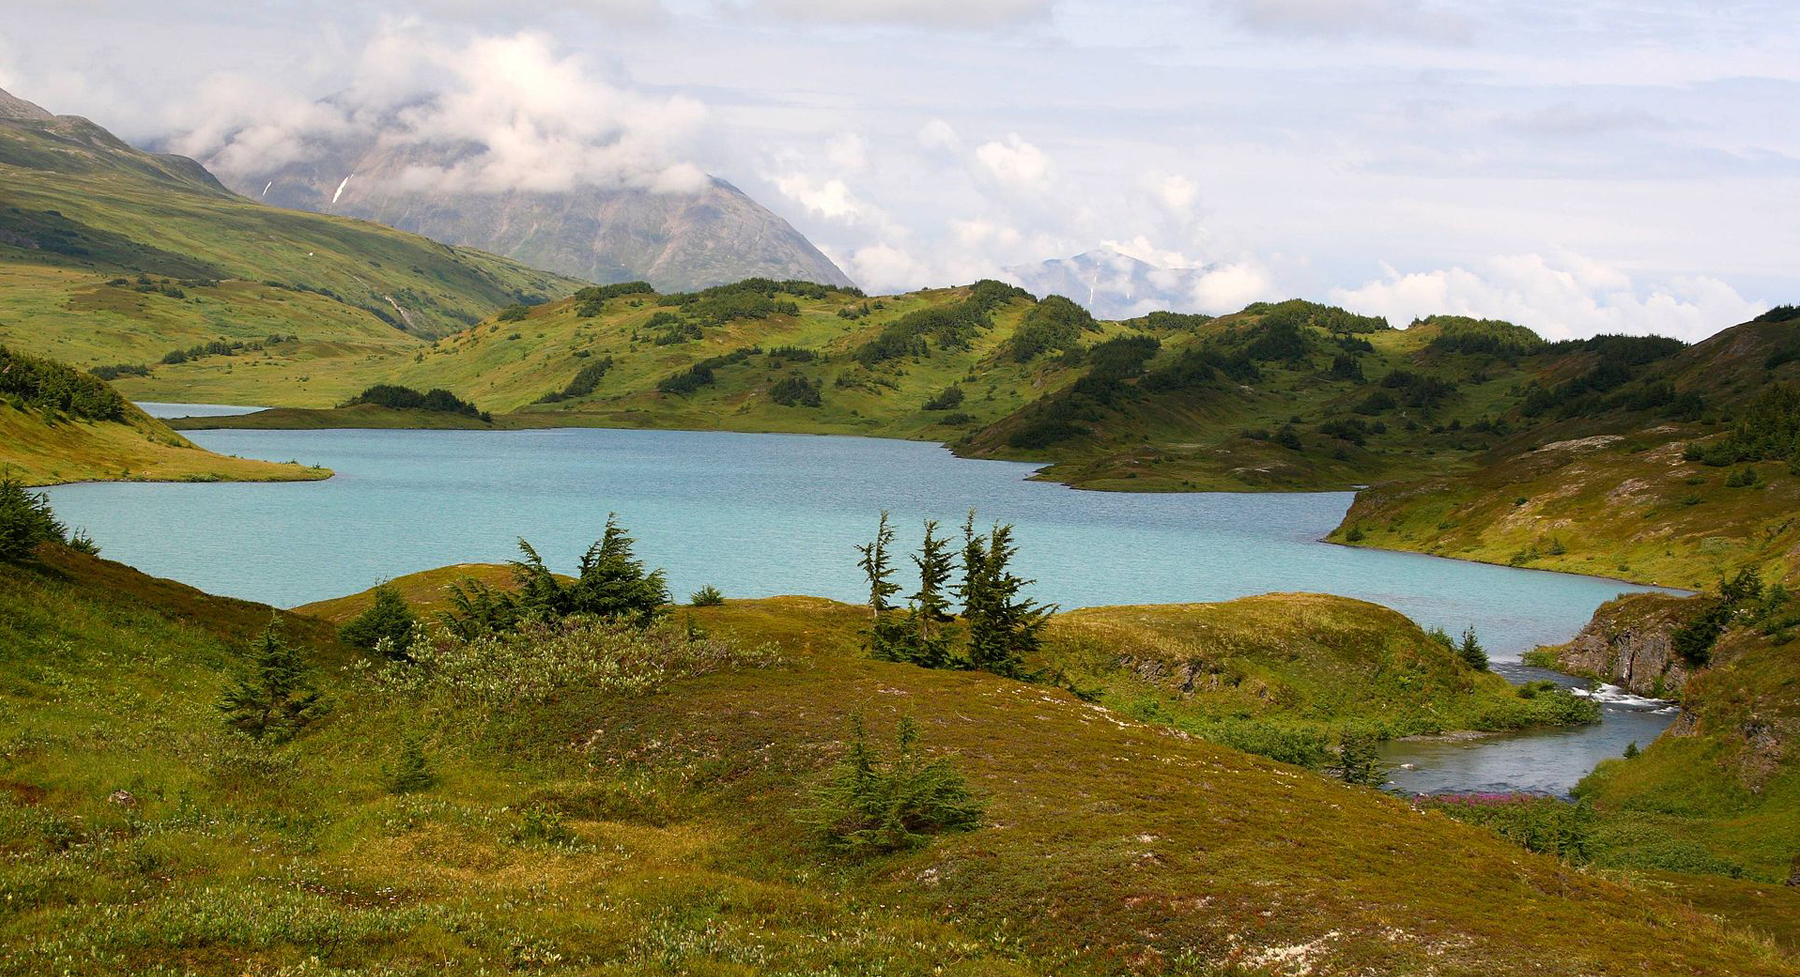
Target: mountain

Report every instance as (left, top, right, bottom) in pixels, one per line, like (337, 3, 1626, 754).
(220, 133, 855, 293)
(0, 85, 581, 380)
(1002, 247, 1220, 320)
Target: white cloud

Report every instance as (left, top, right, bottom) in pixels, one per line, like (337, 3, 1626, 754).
(848, 243, 934, 292)
(773, 172, 869, 222)
(740, 0, 1055, 29)
(975, 133, 1053, 190)
(951, 218, 1024, 249)
(1229, 0, 1474, 42)
(1151, 173, 1198, 216)
(1330, 252, 1766, 341)
(1103, 235, 1201, 270)
(918, 118, 961, 151)
(826, 133, 868, 171)
(165, 25, 707, 196)
(1189, 261, 1279, 313)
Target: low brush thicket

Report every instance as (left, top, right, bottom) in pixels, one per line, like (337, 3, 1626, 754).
(1416, 793, 1595, 863)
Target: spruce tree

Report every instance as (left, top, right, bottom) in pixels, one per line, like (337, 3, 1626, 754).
(339, 585, 417, 659)
(909, 520, 954, 645)
(856, 510, 901, 619)
(963, 522, 1054, 678)
(568, 515, 669, 624)
(0, 475, 66, 563)
(1457, 626, 1489, 671)
(217, 621, 325, 744)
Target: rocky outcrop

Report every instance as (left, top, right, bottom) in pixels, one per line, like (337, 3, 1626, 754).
(1544, 591, 1696, 697)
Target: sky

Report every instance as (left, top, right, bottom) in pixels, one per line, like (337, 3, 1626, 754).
(2, 0, 1797, 340)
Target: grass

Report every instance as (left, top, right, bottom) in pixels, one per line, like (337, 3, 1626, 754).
(0, 400, 328, 486)
(1332, 433, 1800, 590)
(3, 548, 1798, 974)
(10, 550, 1800, 971)
(1575, 623, 1800, 883)
(1041, 595, 1598, 752)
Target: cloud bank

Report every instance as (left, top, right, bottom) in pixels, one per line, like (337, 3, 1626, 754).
(166, 25, 707, 195)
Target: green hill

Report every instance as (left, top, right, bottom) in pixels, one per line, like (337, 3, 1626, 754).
(4, 536, 1798, 974)
(1573, 588, 1800, 886)
(0, 88, 581, 394)
(0, 343, 326, 485)
(1331, 309, 1800, 588)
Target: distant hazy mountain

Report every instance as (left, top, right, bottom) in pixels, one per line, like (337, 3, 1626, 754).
(218, 139, 855, 293)
(1003, 247, 1217, 320)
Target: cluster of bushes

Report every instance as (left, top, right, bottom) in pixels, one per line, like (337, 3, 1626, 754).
(1417, 793, 1595, 863)
(1249, 299, 1389, 335)
(657, 279, 830, 324)
(1685, 384, 1799, 470)
(809, 715, 983, 857)
(1423, 316, 1546, 359)
(88, 363, 149, 381)
(537, 356, 616, 404)
(0, 344, 126, 421)
(365, 614, 778, 708)
(1673, 568, 1789, 666)
(345, 384, 487, 420)
(644, 312, 704, 345)
(1133, 311, 1214, 331)
(159, 338, 266, 366)
(0, 476, 97, 562)
(837, 301, 874, 320)
(656, 346, 761, 396)
(573, 281, 654, 306)
(1378, 368, 1458, 410)
(852, 280, 1029, 367)
(1010, 295, 1096, 362)
(1519, 335, 1690, 420)
(923, 386, 965, 411)
(443, 521, 669, 638)
(496, 304, 532, 323)
(767, 345, 817, 364)
(857, 512, 1055, 679)
(769, 374, 823, 407)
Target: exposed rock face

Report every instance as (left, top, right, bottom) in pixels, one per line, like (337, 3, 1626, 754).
(217, 137, 854, 293)
(1546, 591, 1695, 697)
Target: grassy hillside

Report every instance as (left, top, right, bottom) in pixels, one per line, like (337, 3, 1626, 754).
(1332, 311, 1800, 589)
(0, 343, 325, 485)
(3, 543, 1797, 974)
(1577, 618, 1800, 884)
(0, 95, 581, 394)
(1042, 595, 1595, 755)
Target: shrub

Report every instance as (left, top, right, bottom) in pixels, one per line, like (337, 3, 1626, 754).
(0, 344, 127, 421)
(345, 384, 482, 418)
(769, 374, 823, 408)
(537, 357, 615, 403)
(216, 622, 326, 744)
(1010, 295, 1095, 362)
(364, 616, 780, 707)
(384, 736, 436, 793)
(1336, 730, 1381, 785)
(0, 476, 67, 562)
(1417, 793, 1594, 863)
(810, 716, 983, 857)
(1458, 626, 1489, 671)
(572, 281, 654, 304)
(496, 304, 531, 322)
(922, 386, 965, 411)
(339, 585, 417, 659)
(689, 585, 724, 606)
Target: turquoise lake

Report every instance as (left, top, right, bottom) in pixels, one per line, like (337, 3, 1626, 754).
(45, 422, 1682, 795)
(50, 425, 1667, 658)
